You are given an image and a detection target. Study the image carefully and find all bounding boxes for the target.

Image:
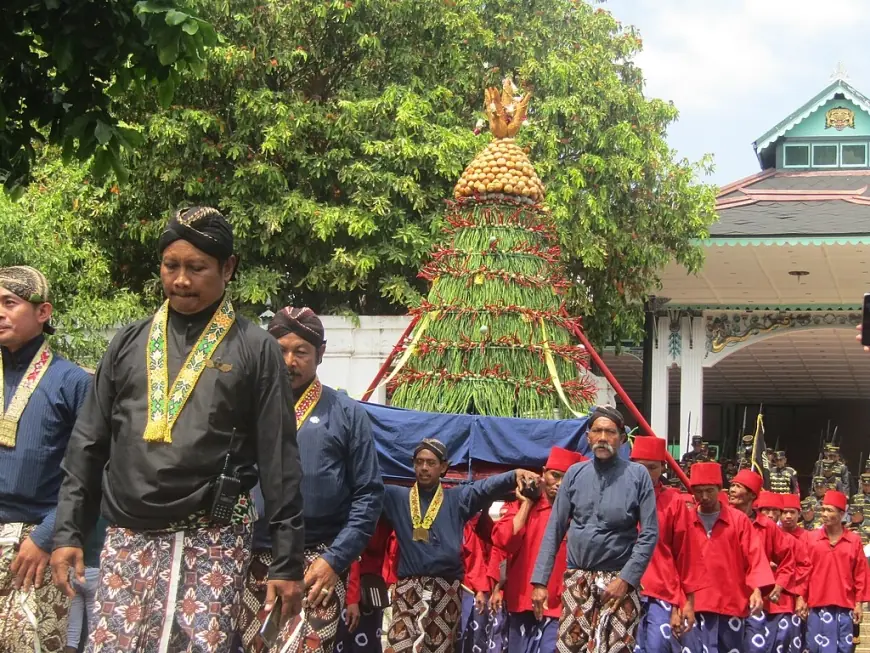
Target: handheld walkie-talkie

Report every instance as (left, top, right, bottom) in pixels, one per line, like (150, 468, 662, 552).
(210, 428, 242, 526)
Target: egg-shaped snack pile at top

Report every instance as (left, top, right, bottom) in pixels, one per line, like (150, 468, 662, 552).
(454, 138, 545, 203)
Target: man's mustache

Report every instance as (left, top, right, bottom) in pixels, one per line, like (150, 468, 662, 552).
(592, 442, 615, 454)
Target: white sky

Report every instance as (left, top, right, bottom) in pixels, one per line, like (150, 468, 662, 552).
(605, 0, 870, 184)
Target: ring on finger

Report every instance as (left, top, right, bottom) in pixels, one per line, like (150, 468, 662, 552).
(320, 587, 331, 595)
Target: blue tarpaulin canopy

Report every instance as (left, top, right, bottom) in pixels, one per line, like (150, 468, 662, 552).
(360, 402, 630, 481)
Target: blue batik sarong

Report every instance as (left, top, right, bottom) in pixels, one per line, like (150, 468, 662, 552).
(745, 609, 773, 652)
(460, 590, 490, 653)
(769, 613, 802, 653)
(487, 606, 508, 653)
(335, 605, 383, 653)
(634, 598, 679, 653)
(807, 606, 853, 653)
(679, 611, 744, 653)
(506, 611, 558, 653)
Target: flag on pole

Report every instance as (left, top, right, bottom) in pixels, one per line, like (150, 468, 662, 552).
(750, 413, 770, 488)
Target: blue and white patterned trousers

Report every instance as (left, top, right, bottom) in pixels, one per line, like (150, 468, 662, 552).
(678, 611, 744, 653)
(806, 607, 853, 653)
(506, 611, 558, 653)
(634, 598, 679, 653)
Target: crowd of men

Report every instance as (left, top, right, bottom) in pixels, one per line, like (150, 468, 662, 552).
(0, 206, 868, 653)
(680, 435, 870, 546)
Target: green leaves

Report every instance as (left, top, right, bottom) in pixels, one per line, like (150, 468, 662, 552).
(12, 0, 716, 347)
(1, 0, 218, 193)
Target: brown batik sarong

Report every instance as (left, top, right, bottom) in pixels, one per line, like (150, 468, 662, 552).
(237, 546, 347, 653)
(85, 520, 253, 653)
(0, 522, 69, 653)
(385, 576, 462, 653)
(556, 569, 640, 653)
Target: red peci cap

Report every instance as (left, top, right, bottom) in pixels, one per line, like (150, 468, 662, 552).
(823, 490, 847, 512)
(780, 494, 801, 511)
(630, 436, 667, 462)
(545, 446, 587, 473)
(731, 470, 763, 497)
(756, 491, 782, 510)
(689, 462, 723, 487)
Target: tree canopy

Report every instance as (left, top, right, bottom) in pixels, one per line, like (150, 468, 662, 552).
(1, 0, 216, 196)
(4, 0, 718, 356)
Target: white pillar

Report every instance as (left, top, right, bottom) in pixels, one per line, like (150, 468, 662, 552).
(318, 316, 412, 403)
(679, 315, 705, 455)
(650, 316, 670, 439)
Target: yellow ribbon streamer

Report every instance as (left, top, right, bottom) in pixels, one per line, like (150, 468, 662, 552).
(539, 318, 587, 419)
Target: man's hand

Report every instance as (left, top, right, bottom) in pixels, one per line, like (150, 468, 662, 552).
(681, 596, 696, 634)
(346, 603, 360, 632)
(12, 537, 51, 592)
(514, 469, 541, 490)
(795, 596, 809, 621)
(474, 591, 487, 614)
(601, 578, 630, 609)
(304, 557, 338, 608)
(49, 546, 84, 598)
(669, 606, 683, 637)
(853, 603, 863, 625)
(531, 584, 548, 621)
(748, 588, 763, 616)
(265, 579, 304, 621)
(769, 585, 782, 604)
(490, 585, 504, 613)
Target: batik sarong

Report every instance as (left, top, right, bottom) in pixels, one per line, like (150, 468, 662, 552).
(385, 576, 462, 653)
(487, 606, 507, 653)
(633, 598, 678, 653)
(458, 588, 488, 653)
(335, 604, 384, 653)
(769, 613, 802, 653)
(745, 609, 773, 652)
(507, 611, 558, 653)
(678, 611, 743, 653)
(0, 522, 69, 653)
(237, 546, 347, 653)
(556, 569, 641, 653)
(806, 606, 853, 653)
(85, 521, 252, 652)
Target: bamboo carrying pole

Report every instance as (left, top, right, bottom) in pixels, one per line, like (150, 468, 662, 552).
(360, 314, 421, 402)
(566, 317, 692, 489)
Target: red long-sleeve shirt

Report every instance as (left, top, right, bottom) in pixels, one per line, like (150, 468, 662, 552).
(806, 528, 870, 610)
(691, 501, 775, 618)
(750, 512, 796, 615)
(639, 484, 706, 607)
(780, 526, 811, 599)
(359, 519, 392, 577)
(492, 497, 566, 618)
(462, 515, 492, 593)
(347, 560, 361, 605)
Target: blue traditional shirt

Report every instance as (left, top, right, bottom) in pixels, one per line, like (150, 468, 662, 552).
(382, 471, 517, 581)
(0, 335, 91, 550)
(253, 384, 384, 574)
(531, 456, 658, 589)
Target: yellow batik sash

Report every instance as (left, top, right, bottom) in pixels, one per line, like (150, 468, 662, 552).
(410, 482, 444, 535)
(0, 341, 53, 448)
(295, 377, 322, 430)
(143, 298, 236, 443)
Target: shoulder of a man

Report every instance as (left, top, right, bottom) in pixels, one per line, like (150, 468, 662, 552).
(47, 352, 91, 383)
(322, 384, 367, 422)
